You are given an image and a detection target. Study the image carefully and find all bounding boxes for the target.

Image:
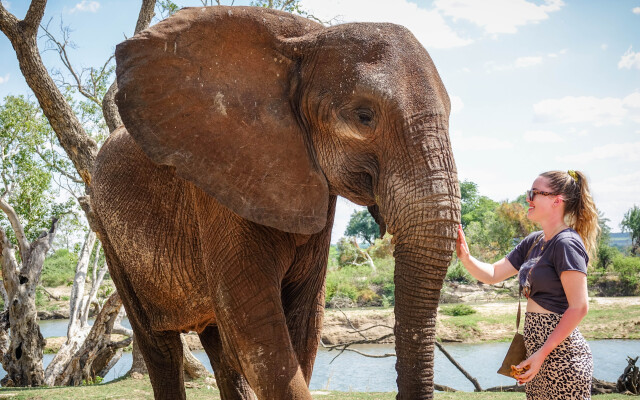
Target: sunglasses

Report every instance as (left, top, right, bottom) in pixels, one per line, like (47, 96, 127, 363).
(526, 189, 558, 202)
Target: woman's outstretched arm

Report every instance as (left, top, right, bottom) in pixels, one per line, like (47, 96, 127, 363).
(456, 224, 518, 284)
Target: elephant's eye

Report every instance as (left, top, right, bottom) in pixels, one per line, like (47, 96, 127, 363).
(356, 108, 374, 127)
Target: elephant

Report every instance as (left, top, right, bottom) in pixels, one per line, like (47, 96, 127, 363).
(90, 6, 460, 400)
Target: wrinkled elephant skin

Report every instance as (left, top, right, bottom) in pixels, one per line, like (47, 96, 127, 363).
(91, 6, 460, 400)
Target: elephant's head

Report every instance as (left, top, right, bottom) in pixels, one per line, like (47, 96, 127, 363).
(115, 6, 460, 398)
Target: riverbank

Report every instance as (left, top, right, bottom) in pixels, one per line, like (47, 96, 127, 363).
(40, 291, 640, 353)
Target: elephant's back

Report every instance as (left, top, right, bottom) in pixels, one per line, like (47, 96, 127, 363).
(92, 127, 217, 332)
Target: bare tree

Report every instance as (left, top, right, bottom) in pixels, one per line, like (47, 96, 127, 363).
(0, 0, 154, 386)
(0, 206, 57, 386)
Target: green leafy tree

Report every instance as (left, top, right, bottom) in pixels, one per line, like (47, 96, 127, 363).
(0, 96, 66, 240)
(344, 209, 380, 246)
(460, 180, 479, 229)
(621, 205, 640, 255)
(596, 211, 616, 269)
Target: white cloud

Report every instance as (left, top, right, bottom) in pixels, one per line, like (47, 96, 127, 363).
(523, 130, 564, 143)
(619, 46, 640, 69)
(601, 44, 608, 51)
(0, 74, 8, 84)
(515, 56, 543, 68)
(434, 0, 564, 34)
(300, 0, 472, 49)
(452, 135, 514, 151)
(486, 55, 543, 72)
(561, 142, 640, 163)
(1, 1, 11, 9)
(70, 1, 100, 13)
(633, 7, 640, 14)
(533, 93, 640, 126)
(568, 127, 589, 136)
(591, 170, 640, 229)
(450, 95, 464, 114)
(547, 49, 568, 58)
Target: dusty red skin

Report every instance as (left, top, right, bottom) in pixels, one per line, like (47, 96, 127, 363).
(92, 6, 459, 400)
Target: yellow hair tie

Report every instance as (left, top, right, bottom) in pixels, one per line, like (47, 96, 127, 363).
(568, 170, 579, 182)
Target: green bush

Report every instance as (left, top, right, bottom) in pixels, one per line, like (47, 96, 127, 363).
(35, 287, 47, 307)
(589, 254, 640, 296)
(42, 249, 77, 287)
(446, 260, 476, 284)
(440, 304, 476, 316)
(612, 255, 640, 294)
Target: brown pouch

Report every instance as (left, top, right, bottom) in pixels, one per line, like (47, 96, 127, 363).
(497, 331, 526, 377)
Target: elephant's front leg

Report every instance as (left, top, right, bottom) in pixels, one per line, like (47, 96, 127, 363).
(282, 196, 336, 382)
(212, 244, 312, 400)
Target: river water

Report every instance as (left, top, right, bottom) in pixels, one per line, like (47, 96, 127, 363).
(7, 319, 640, 392)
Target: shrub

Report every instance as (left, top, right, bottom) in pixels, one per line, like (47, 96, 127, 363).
(439, 304, 476, 316)
(42, 248, 77, 287)
(446, 260, 476, 284)
(612, 255, 640, 294)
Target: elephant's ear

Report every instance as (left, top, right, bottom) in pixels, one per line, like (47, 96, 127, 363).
(115, 7, 328, 234)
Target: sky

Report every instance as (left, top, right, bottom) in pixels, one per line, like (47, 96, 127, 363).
(1, 0, 639, 244)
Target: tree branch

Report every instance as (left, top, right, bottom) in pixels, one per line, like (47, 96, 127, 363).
(434, 341, 483, 392)
(23, 0, 47, 35)
(1, 1, 98, 190)
(135, 0, 156, 34)
(103, 0, 156, 132)
(0, 197, 31, 259)
(34, 146, 83, 184)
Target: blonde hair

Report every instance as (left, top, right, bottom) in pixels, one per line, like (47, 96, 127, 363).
(540, 170, 600, 261)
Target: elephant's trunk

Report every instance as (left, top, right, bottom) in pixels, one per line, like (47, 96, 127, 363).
(381, 124, 460, 399)
(393, 227, 457, 399)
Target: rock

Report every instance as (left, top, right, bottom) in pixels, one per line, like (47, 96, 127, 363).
(37, 310, 70, 320)
(204, 377, 217, 388)
(131, 372, 144, 380)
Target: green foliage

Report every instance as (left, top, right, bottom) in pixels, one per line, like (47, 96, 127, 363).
(344, 209, 380, 245)
(439, 304, 477, 316)
(326, 235, 394, 307)
(621, 205, 640, 253)
(446, 260, 476, 284)
(35, 287, 47, 308)
(42, 248, 78, 287)
(589, 253, 640, 296)
(596, 244, 619, 270)
(0, 95, 58, 242)
(460, 180, 480, 229)
(81, 376, 104, 386)
(612, 255, 640, 293)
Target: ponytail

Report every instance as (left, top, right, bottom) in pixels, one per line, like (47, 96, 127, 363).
(540, 170, 600, 261)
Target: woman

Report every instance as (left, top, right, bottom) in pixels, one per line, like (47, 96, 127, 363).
(456, 170, 599, 399)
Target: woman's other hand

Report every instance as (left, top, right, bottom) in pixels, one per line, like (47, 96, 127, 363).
(456, 224, 470, 261)
(514, 350, 545, 384)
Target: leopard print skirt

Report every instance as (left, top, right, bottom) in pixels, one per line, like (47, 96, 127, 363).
(523, 312, 593, 400)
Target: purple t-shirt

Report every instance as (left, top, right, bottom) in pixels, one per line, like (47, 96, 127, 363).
(506, 228, 588, 314)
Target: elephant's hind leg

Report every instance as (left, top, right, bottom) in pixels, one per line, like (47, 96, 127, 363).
(131, 324, 186, 400)
(199, 325, 256, 400)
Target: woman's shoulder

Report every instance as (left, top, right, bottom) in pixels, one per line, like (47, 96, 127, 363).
(555, 228, 584, 245)
(552, 228, 588, 255)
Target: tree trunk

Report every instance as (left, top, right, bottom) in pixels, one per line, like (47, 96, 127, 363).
(68, 231, 96, 338)
(129, 339, 148, 376)
(52, 292, 130, 386)
(181, 334, 212, 380)
(0, 218, 57, 387)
